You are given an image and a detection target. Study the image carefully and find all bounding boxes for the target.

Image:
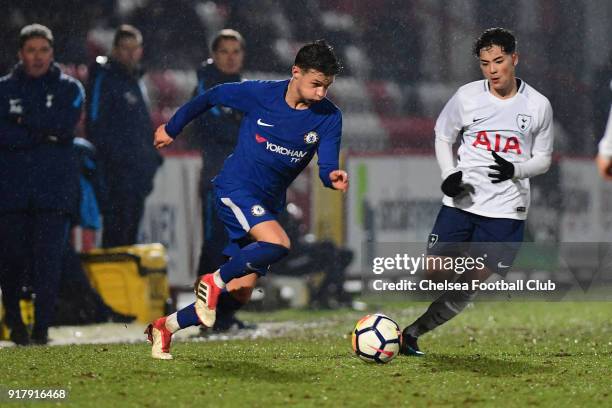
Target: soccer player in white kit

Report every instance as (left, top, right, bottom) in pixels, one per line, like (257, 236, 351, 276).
(400, 28, 554, 356)
(596, 105, 612, 180)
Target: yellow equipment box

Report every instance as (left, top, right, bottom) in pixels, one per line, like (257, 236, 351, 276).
(0, 303, 7, 341)
(80, 243, 171, 324)
(0, 293, 34, 340)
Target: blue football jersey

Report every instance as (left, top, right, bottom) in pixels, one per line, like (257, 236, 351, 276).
(165, 80, 342, 210)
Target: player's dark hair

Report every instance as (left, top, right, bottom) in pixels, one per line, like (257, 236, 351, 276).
(294, 40, 341, 76)
(112, 24, 143, 48)
(19, 24, 53, 48)
(211, 29, 245, 52)
(473, 28, 517, 57)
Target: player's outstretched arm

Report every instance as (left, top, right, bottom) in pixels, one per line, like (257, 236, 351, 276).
(329, 170, 349, 192)
(165, 82, 257, 139)
(154, 124, 174, 149)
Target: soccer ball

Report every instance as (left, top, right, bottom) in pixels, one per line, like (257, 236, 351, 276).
(351, 313, 401, 363)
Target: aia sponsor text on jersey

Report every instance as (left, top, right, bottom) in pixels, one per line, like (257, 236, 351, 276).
(472, 131, 522, 154)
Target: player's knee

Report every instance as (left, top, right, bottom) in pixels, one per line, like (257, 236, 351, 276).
(262, 236, 291, 251)
(253, 242, 289, 275)
(259, 241, 290, 258)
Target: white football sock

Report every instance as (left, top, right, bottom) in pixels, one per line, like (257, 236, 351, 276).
(213, 270, 226, 289)
(164, 313, 180, 333)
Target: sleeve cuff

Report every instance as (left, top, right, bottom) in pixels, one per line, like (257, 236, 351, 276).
(319, 168, 333, 188)
(164, 123, 178, 139)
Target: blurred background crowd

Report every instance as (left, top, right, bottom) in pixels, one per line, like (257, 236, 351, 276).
(1, 0, 611, 154)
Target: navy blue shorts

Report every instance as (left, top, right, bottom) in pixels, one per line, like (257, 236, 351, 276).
(427, 206, 525, 276)
(215, 188, 278, 255)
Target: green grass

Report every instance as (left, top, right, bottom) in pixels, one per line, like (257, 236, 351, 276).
(1, 302, 611, 407)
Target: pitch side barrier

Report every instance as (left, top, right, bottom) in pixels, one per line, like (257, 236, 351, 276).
(360, 242, 612, 301)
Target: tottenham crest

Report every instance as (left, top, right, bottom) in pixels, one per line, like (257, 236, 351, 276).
(304, 131, 319, 144)
(9, 98, 23, 114)
(251, 205, 266, 217)
(516, 114, 532, 132)
(428, 234, 439, 249)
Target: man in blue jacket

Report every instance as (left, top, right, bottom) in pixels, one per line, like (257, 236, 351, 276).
(0, 24, 85, 345)
(85, 24, 161, 248)
(192, 29, 250, 331)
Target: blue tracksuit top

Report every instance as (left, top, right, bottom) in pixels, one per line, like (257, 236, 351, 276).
(165, 80, 342, 211)
(0, 63, 84, 213)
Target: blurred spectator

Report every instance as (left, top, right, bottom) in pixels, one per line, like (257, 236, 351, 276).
(192, 29, 245, 277)
(190, 29, 253, 332)
(0, 24, 85, 345)
(54, 138, 136, 325)
(85, 25, 161, 247)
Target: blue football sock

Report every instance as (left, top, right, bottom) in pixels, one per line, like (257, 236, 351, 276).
(219, 241, 288, 283)
(176, 303, 200, 328)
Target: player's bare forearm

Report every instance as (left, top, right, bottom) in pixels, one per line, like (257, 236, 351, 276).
(329, 169, 349, 192)
(154, 124, 174, 149)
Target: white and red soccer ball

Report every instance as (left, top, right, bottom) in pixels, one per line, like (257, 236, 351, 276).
(351, 313, 401, 363)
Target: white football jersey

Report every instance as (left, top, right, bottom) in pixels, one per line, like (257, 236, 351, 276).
(435, 79, 554, 220)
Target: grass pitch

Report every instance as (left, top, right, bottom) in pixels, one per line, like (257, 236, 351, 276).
(1, 301, 610, 407)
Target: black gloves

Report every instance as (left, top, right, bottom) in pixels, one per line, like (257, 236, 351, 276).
(441, 171, 465, 197)
(442, 152, 514, 197)
(488, 151, 514, 183)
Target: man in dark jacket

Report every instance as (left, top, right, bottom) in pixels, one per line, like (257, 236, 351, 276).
(194, 29, 245, 277)
(85, 25, 161, 248)
(0, 24, 85, 345)
(193, 29, 250, 331)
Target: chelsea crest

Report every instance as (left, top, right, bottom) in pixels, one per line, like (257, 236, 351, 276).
(304, 131, 319, 144)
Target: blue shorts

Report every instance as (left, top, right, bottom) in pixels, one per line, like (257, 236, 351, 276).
(215, 188, 278, 254)
(427, 206, 525, 276)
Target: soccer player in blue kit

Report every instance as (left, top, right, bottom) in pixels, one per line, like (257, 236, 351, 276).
(146, 40, 348, 359)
